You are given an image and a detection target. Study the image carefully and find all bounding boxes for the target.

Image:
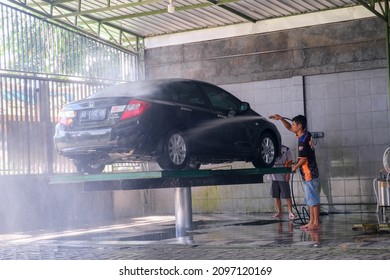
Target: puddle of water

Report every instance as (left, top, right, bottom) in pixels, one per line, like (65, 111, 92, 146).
(119, 228, 177, 241)
(229, 220, 280, 226)
(27, 220, 280, 243)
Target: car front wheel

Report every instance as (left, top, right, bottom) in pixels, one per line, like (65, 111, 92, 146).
(252, 132, 277, 168)
(157, 130, 189, 170)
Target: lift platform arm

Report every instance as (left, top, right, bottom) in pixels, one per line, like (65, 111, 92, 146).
(49, 167, 292, 191)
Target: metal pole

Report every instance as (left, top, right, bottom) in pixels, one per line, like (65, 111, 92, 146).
(386, 1, 390, 112)
(174, 185, 193, 237)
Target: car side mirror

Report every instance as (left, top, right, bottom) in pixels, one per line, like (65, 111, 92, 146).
(240, 102, 250, 112)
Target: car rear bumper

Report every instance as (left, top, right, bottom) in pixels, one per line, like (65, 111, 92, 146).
(53, 123, 150, 157)
(54, 126, 115, 154)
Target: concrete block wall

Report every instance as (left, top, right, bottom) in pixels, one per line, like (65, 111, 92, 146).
(145, 17, 385, 85)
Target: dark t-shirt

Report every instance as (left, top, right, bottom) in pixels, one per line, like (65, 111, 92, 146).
(297, 131, 319, 181)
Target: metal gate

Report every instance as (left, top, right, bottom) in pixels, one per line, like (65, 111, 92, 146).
(0, 3, 141, 175)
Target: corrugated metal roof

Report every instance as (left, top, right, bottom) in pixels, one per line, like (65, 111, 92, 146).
(4, 0, 370, 51)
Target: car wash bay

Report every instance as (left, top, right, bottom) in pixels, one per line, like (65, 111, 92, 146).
(1, 1, 390, 259)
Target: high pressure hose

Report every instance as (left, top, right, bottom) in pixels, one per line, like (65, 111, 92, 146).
(290, 171, 328, 226)
(290, 171, 310, 226)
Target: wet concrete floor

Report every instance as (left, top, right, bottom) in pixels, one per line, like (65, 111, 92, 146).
(0, 212, 390, 259)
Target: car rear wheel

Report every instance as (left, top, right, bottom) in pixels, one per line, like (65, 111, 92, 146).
(252, 132, 277, 168)
(74, 159, 106, 174)
(157, 130, 189, 170)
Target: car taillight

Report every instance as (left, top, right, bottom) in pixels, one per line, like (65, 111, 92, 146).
(120, 100, 150, 120)
(58, 110, 76, 126)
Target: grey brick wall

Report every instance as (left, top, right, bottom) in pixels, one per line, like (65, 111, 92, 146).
(145, 17, 385, 84)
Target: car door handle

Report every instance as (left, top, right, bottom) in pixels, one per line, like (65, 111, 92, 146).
(217, 114, 227, 118)
(180, 107, 192, 112)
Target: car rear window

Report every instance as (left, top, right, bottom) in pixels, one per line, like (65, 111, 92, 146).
(87, 81, 165, 99)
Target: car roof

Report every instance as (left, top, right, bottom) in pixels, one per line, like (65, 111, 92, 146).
(88, 78, 209, 99)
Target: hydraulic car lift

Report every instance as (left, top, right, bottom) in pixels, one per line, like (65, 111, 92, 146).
(50, 167, 290, 237)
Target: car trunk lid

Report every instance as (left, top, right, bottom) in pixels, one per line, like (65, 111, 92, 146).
(61, 97, 147, 129)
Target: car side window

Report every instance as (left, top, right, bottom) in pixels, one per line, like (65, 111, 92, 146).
(169, 82, 207, 106)
(201, 84, 240, 112)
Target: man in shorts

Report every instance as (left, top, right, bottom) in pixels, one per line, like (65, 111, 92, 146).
(270, 114, 320, 231)
(269, 145, 295, 220)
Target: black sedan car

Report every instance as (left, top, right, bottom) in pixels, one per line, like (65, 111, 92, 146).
(53, 79, 282, 174)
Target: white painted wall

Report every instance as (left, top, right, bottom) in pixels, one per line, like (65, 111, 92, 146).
(145, 6, 375, 48)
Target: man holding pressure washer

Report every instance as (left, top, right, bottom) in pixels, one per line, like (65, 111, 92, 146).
(269, 114, 320, 231)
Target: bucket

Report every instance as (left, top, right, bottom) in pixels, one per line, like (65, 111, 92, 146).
(374, 178, 390, 207)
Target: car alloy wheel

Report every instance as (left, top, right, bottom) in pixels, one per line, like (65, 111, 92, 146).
(158, 130, 189, 170)
(252, 132, 277, 168)
(261, 135, 275, 165)
(168, 133, 187, 165)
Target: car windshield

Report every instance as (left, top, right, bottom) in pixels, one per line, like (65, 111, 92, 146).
(87, 81, 165, 99)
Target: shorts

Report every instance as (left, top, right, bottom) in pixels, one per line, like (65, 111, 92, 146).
(303, 178, 320, 206)
(270, 181, 291, 199)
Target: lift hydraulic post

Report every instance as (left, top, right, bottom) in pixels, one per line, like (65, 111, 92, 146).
(50, 167, 291, 237)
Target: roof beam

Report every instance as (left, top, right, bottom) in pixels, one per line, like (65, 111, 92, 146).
(51, 0, 74, 4)
(356, 0, 387, 21)
(5, 0, 143, 50)
(51, 0, 164, 19)
(98, 0, 243, 23)
(48, 0, 248, 23)
(36, 0, 143, 37)
(206, 0, 257, 23)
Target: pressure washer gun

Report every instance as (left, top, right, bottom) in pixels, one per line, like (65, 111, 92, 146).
(268, 115, 293, 121)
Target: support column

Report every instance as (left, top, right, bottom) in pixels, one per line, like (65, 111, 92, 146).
(386, 1, 390, 111)
(174, 185, 193, 237)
